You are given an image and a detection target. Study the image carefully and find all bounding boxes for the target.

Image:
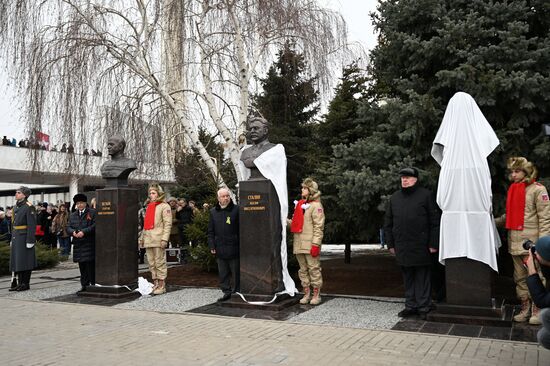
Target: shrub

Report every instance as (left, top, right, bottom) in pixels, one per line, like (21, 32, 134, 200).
(188, 243, 217, 272)
(0, 241, 9, 275)
(36, 243, 60, 269)
(185, 210, 209, 245)
(185, 210, 217, 272)
(0, 240, 60, 276)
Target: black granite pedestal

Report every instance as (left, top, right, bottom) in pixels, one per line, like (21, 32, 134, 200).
(221, 178, 295, 309)
(428, 257, 512, 326)
(78, 187, 139, 299)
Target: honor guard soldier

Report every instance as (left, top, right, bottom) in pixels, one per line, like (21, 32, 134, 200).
(9, 186, 37, 291)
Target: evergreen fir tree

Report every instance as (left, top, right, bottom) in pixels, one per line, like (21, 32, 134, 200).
(172, 129, 237, 204)
(253, 42, 320, 200)
(317, 61, 368, 155)
(314, 62, 369, 242)
(325, 0, 550, 240)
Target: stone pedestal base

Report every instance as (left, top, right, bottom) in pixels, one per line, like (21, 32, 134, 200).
(78, 187, 139, 298)
(446, 257, 493, 306)
(78, 285, 140, 299)
(428, 257, 512, 326)
(239, 179, 284, 295)
(221, 293, 299, 311)
(428, 301, 513, 327)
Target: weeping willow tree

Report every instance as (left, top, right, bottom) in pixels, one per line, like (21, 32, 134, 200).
(0, 0, 351, 188)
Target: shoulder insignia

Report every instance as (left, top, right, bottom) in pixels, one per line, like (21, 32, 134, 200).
(165, 208, 171, 214)
(541, 193, 549, 202)
(317, 208, 324, 214)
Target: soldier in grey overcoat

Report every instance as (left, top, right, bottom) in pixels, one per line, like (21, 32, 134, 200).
(9, 186, 37, 291)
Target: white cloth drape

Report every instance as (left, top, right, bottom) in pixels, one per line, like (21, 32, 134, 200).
(431, 92, 501, 271)
(238, 144, 297, 296)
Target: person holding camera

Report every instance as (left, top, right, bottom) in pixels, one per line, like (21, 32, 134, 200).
(495, 157, 550, 324)
(526, 236, 550, 348)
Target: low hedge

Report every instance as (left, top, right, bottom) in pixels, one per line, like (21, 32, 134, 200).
(0, 240, 60, 276)
(185, 211, 217, 272)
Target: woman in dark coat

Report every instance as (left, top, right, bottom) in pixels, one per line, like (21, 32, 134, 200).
(67, 193, 96, 292)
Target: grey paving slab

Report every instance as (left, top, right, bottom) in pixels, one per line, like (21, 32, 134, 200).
(1, 297, 548, 366)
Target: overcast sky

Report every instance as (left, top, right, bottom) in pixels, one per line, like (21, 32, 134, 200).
(0, 0, 379, 141)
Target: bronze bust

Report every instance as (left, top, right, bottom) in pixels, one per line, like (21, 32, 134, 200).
(240, 117, 276, 179)
(100, 135, 137, 186)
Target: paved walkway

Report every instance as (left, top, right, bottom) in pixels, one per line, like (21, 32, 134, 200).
(1, 296, 549, 366)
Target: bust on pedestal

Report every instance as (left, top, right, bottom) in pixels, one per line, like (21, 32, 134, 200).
(100, 136, 138, 187)
(428, 93, 508, 325)
(80, 135, 139, 298)
(224, 117, 297, 309)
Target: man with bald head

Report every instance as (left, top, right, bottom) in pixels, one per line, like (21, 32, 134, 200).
(208, 188, 240, 302)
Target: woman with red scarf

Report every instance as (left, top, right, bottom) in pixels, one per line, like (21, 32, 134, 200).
(289, 178, 325, 305)
(496, 157, 550, 324)
(139, 184, 172, 295)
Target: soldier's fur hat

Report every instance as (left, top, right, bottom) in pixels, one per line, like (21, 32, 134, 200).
(507, 157, 537, 182)
(302, 177, 321, 200)
(148, 183, 166, 202)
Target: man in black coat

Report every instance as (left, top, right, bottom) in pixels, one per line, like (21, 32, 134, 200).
(208, 188, 240, 302)
(9, 186, 37, 291)
(67, 193, 96, 292)
(384, 167, 441, 319)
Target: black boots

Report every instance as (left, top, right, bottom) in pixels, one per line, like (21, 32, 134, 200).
(10, 271, 31, 291)
(217, 293, 231, 302)
(9, 275, 18, 291)
(16, 284, 30, 291)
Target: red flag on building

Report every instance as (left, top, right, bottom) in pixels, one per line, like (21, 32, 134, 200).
(36, 131, 50, 150)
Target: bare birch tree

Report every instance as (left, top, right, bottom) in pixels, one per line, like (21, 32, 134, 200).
(0, 0, 350, 189)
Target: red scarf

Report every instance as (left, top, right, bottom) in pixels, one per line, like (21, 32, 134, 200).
(506, 182, 529, 230)
(144, 201, 162, 230)
(290, 199, 307, 233)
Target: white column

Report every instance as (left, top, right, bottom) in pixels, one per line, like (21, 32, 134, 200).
(69, 176, 80, 200)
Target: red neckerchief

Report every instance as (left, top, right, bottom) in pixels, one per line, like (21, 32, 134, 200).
(505, 181, 533, 230)
(291, 199, 308, 233)
(144, 201, 162, 230)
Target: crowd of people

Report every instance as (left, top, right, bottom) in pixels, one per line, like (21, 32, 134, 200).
(2, 135, 102, 156)
(1, 200, 83, 253)
(5, 155, 550, 349)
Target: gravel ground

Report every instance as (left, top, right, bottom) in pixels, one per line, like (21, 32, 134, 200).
(288, 297, 404, 330)
(113, 287, 221, 312)
(114, 287, 404, 330)
(2, 278, 405, 330)
(3, 282, 82, 300)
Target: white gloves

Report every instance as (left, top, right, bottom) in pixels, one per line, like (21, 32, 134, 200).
(26, 243, 35, 249)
